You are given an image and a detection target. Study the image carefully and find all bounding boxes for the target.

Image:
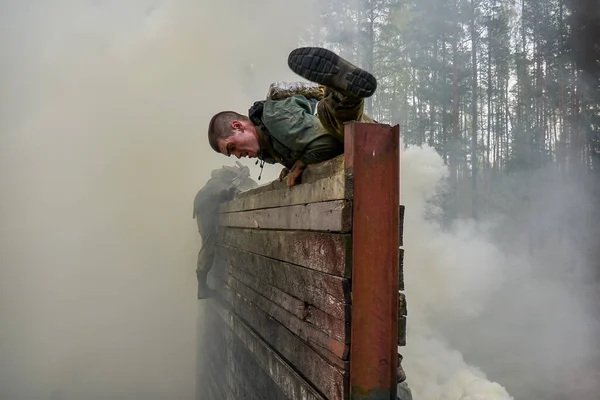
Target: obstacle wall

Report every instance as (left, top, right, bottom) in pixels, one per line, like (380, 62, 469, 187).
(196, 122, 406, 400)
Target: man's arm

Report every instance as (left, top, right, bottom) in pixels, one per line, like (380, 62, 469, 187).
(263, 95, 345, 187)
(299, 135, 344, 165)
(282, 136, 344, 187)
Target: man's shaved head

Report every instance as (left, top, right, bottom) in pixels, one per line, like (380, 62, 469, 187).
(207, 111, 249, 152)
(207, 111, 260, 159)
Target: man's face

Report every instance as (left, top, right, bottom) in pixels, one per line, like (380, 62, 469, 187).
(218, 121, 260, 159)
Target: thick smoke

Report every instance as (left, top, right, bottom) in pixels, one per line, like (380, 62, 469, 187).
(0, 1, 314, 399)
(400, 143, 599, 399)
(2, 2, 597, 400)
(399, 144, 514, 399)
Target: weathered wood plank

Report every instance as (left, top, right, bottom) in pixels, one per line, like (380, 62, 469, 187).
(208, 299, 328, 400)
(224, 349, 265, 400)
(198, 304, 228, 399)
(399, 248, 405, 291)
(218, 228, 352, 277)
(217, 245, 350, 320)
(232, 155, 346, 201)
(206, 356, 228, 400)
(218, 200, 352, 233)
(227, 267, 350, 344)
(220, 172, 349, 213)
(399, 292, 407, 317)
(224, 327, 289, 400)
(206, 305, 266, 400)
(399, 204, 405, 247)
(215, 290, 347, 400)
(398, 316, 407, 347)
(225, 275, 349, 362)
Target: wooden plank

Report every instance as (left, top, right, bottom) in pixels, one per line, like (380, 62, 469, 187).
(211, 265, 349, 356)
(224, 274, 349, 362)
(206, 357, 228, 400)
(398, 293, 407, 348)
(228, 267, 350, 344)
(232, 155, 346, 201)
(398, 316, 407, 347)
(217, 245, 350, 320)
(218, 200, 352, 233)
(214, 291, 347, 400)
(202, 306, 231, 400)
(207, 305, 267, 400)
(218, 227, 352, 277)
(399, 205, 405, 247)
(224, 347, 265, 400)
(220, 172, 349, 213)
(346, 122, 401, 399)
(399, 291, 407, 317)
(219, 282, 347, 370)
(208, 299, 328, 400)
(399, 248, 405, 291)
(224, 327, 289, 400)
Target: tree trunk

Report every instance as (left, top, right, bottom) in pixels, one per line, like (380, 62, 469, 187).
(470, 0, 479, 218)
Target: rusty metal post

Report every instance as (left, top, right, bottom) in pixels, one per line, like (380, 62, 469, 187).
(345, 122, 400, 400)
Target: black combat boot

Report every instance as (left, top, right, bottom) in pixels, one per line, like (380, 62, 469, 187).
(287, 47, 377, 99)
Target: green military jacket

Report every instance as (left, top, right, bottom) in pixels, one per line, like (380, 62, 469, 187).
(249, 95, 344, 169)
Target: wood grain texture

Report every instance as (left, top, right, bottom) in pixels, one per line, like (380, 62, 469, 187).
(209, 299, 329, 400)
(216, 287, 347, 400)
(218, 227, 352, 277)
(232, 155, 346, 201)
(399, 248, 405, 292)
(217, 244, 350, 321)
(224, 274, 349, 361)
(220, 172, 349, 213)
(218, 200, 352, 233)
(224, 325, 290, 400)
(227, 267, 350, 343)
(399, 205, 405, 247)
(398, 316, 407, 347)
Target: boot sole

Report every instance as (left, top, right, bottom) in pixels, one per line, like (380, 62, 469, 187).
(287, 47, 377, 98)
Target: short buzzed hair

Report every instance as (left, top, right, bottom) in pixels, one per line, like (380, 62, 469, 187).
(207, 111, 250, 153)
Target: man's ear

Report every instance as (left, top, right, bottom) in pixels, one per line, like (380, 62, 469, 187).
(231, 120, 243, 131)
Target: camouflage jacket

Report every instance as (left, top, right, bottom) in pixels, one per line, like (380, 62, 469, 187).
(249, 95, 343, 169)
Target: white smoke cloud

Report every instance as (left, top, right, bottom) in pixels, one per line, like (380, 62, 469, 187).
(2, 2, 596, 399)
(399, 144, 514, 399)
(0, 1, 315, 399)
(399, 142, 599, 400)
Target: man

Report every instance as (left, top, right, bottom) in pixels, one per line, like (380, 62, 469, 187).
(192, 162, 257, 299)
(207, 46, 376, 187)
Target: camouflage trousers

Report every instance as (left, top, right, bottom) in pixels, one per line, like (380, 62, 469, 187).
(316, 88, 375, 142)
(196, 218, 217, 287)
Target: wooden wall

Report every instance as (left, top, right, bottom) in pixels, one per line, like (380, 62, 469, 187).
(196, 122, 404, 400)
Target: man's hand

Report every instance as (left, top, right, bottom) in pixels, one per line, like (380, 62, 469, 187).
(286, 160, 306, 188)
(278, 167, 290, 182)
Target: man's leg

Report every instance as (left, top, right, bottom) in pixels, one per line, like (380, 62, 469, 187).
(287, 47, 377, 139)
(196, 222, 216, 300)
(317, 88, 375, 140)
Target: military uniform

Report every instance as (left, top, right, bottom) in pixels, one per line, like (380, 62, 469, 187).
(248, 83, 374, 171)
(193, 163, 257, 299)
(248, 47, 411, 399)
